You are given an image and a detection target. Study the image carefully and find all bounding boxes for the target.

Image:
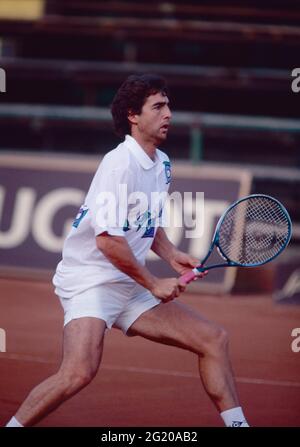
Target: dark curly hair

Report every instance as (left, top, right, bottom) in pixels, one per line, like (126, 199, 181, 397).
(111, 74, 169, 138)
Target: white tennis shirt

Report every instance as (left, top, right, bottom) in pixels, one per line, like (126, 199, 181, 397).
(53, 135, 171, 298)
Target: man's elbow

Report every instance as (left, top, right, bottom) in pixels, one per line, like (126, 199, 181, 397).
(96, 232, 123, 253)
(96, 232, 111, 253)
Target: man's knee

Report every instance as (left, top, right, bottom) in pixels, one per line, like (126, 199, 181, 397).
(59, 364, 97, 394)
(212, 326, 229, 351)
(196, 324, 229, 357)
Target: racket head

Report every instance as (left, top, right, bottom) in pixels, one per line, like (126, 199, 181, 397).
(212, 194, 292, 267)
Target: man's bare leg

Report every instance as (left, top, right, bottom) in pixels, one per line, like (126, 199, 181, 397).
(127, 301, 239, 412)
(12, 317, 106, 427)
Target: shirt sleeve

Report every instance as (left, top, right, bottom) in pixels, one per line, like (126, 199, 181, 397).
(87, 166, 135, 237)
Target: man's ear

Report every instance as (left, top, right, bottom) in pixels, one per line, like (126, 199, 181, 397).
(128, 110, 138, 126)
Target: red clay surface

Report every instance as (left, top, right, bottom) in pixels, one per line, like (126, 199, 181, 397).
(0, 277, 300, 427)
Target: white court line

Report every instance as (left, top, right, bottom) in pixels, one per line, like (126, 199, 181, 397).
(1, 352, 300, 389)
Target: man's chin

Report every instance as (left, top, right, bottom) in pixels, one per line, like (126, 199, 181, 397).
(156, 133, 168, 145)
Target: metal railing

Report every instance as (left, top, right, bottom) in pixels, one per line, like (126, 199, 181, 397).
(1, 103, 300, 161)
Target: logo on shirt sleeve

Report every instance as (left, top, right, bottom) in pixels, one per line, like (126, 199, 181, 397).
(72, 205, 89, 228)
(163, 161, 171, 184)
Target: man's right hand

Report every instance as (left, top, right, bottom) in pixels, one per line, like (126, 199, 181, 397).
(150, 278, 186, 303)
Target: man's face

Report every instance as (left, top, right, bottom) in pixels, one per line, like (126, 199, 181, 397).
(129, 91, 172, 145)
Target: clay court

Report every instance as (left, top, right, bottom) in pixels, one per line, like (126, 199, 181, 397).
(0, 277, 299, 427)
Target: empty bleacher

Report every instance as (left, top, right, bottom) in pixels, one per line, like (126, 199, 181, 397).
(0, 0, 299, 166)
(0, 0, 299, 247)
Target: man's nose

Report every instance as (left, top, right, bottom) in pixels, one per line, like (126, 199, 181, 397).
(165, 105, 172, 120)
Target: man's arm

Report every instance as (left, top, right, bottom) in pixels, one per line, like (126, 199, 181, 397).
(150, 227, 178, 264)
(96, 232, 185, 302)
(151, 227, 207, 277)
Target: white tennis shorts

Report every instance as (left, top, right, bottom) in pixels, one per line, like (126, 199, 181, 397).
(58, 281, 161, 335)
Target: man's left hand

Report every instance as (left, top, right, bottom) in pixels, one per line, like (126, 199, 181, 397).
(169, 250, 208, 279)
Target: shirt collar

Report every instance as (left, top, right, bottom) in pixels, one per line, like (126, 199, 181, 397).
(125, 135, 158, 170)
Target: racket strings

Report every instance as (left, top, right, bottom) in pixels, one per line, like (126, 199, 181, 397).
(219, 197, 290, 265)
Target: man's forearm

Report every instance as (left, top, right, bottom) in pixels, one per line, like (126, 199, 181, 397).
(151, 227, 177, 263)
(96, 234, 156, 291)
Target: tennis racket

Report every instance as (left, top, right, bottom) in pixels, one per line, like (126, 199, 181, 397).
(179, 194, 292, 285)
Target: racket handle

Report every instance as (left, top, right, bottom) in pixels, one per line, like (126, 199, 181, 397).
(179, 270, 197, 285)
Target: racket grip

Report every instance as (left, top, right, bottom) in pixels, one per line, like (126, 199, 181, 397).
(179, 270, 197, 285)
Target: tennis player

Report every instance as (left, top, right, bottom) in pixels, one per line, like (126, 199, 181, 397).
(6, 74, 249, 427)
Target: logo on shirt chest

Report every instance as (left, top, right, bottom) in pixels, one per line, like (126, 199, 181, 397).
(163, 161, 171, 184)
(123, 208, 163, 239)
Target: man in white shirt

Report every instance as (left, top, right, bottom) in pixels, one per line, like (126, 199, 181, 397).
(6, 74, 249, 428)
